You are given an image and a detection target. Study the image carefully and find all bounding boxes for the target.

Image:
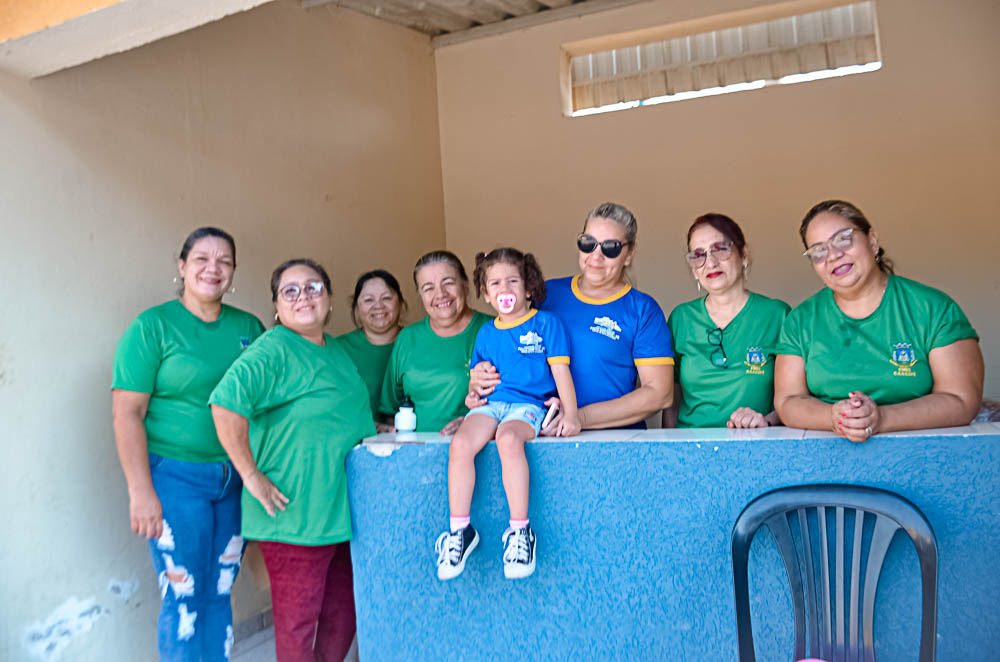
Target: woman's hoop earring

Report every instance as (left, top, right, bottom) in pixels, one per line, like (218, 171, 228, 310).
(743, 263, 749, 281)
(228, 284, 236, 294)
(696, 279, 702, 292)
(274, 313, 280, 322)
(173, 276, 180, 284)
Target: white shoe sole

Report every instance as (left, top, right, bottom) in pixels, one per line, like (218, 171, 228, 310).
(503, 537, 536, 579)
(437, 532, 479, 581)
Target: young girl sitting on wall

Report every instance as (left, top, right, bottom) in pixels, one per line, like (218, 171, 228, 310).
(435, 247, 581, 580)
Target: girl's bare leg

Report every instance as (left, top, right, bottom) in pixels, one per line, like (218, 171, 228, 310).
(448, 415, 498, 517)
(495, 420, 535, 520)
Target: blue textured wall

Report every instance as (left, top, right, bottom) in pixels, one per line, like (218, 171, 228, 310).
(346, 425, 1000, 661)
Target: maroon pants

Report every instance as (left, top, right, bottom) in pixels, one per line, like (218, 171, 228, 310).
(258, 540, 356, 662)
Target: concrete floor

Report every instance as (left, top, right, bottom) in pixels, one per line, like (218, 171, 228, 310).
(230, 627, 277, 662)
(231, 628, 359, 662)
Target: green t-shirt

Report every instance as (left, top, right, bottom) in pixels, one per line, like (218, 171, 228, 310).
(378, 311, 491, 432)
(112, 300, 264, 463)
(208, 326, 375, 545)
(334, 327, 395, 419)
(668, 292, 790, 427)
(777, 275, 978, 405)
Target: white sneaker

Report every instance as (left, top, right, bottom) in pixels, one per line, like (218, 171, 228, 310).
(501, 524, 536, 579)
(435, 525, 479, 580)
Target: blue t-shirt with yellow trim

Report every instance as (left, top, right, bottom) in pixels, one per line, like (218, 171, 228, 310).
(471, 309, 570, 409)
(539, 276, 673, 420)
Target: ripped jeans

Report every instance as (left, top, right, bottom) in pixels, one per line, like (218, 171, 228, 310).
(148, 453, 243, 662)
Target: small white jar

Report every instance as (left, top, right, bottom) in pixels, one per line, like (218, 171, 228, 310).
(394, 405, 417, 432)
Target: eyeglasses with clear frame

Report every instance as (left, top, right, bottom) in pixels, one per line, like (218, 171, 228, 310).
(803, 227, 855, 264)
(278, 280, 326, 303)
(685, 241, 734, 268)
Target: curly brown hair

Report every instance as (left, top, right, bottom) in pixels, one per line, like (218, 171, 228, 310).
(472, 247, 547, 307)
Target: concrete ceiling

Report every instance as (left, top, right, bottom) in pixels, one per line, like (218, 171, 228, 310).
(0, 0, 277, 78)
(0, 0, 644, 78)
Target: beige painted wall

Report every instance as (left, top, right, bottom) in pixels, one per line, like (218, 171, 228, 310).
(435, 0, 1000, 399)
(0, 0, 442, 658)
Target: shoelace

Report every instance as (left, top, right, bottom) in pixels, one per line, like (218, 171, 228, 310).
(435, 530, 464, 566)
(502, 528, 530, 564)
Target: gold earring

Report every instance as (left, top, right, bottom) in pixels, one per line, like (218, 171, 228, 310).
(696, 280, 702, 292)
(274, 313, 279, 322)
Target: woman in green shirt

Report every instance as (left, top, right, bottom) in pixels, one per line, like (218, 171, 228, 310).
(379, 250, 491, 433)
(111, 227, 264, 662)
(775, 200, 984, 442)
(663, 213, 790, 428)
(210, 258, 374, 661)
(336, 269, 407, 431)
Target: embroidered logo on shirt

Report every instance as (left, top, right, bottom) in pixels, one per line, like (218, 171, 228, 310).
(890, 342, 918, 377)
(590, 316, 622, 341)
(239, 337, 252, 350)
(744, 347, 767, 375)
(518, 331, 545, 354)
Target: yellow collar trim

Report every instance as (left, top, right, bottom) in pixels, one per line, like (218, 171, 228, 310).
(571, 275, 631, 305)
(494, 309, 538, 329)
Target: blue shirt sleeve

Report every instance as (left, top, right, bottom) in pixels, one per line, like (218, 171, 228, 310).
(633, 294, 674, 365)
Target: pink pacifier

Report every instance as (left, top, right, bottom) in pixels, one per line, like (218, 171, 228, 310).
(497, 293, 517, 314)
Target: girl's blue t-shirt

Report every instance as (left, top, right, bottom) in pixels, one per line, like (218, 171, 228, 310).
(470, 309, 570, 409)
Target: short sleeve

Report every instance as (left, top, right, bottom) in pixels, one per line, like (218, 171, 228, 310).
(378, 340, 405, 417)
(112, 314, 161, 393)
(209, 341, 280, 419)
(633, 296, 674, 366)
(929, 297, 978, 349)
(666, 307, 680, 355)
(776, 307, 806, 357)
(545, 315, 571, 364)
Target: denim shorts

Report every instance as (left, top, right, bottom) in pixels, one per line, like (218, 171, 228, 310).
(466, 401, 547, 435)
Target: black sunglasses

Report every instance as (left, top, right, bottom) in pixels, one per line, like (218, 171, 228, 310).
(577, 233, 629, 259)
(707, 327, 727, 368)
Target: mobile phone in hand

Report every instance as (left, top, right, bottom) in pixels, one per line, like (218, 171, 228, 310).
(541, 402, 560, 429)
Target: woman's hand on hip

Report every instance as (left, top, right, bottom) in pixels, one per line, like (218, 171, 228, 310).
(129, 486, 163, 539)
(727, 407, 768, 429)
(244, 469, 289, 517)
(833, 391, 879, 442)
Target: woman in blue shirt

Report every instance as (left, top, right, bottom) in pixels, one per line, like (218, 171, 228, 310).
(469, 202, 674, 432)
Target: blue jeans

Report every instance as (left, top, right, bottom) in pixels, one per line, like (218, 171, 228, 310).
(467, 401, 546, 435)
(148, 453, 243, 662)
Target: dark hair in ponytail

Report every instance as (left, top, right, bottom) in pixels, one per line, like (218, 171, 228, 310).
(800, 200, 895, 274)
(472, 247, 547, 307)
(179, 227, 236, 264)
(349, 269, 406, 327)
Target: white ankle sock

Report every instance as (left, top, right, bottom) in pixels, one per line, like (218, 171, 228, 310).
(450, 515, 470, 532)
(509, 518, 529, 530)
